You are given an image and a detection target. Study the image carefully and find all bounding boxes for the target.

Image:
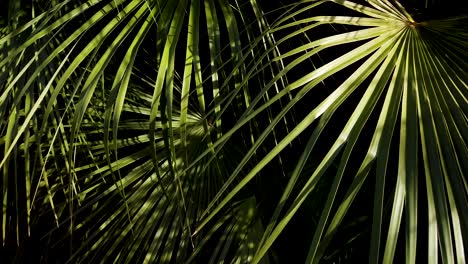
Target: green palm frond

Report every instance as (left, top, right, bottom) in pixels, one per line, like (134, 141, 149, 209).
(44, 75, 264, 262)
(194, 0, 467, 263)
(0, 0, 466, 263)
(1, 0, 274, 261)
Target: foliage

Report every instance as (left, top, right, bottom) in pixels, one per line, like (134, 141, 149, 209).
(0, 0, 467, 262)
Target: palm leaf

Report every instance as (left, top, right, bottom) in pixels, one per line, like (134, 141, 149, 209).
(0, 0, 466, 263)
(193, 0, 467, 263)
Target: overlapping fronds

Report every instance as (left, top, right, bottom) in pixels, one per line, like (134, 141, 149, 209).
(194, 0, 467, 262)
(0, 0, 275, 261)
(0, 0, 466, 262)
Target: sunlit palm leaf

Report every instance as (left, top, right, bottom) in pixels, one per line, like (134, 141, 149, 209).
(194, 0, 467, 263)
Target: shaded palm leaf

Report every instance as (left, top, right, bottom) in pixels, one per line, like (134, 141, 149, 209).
(0, 0, 274, 261)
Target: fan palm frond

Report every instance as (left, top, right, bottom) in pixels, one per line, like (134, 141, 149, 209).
(194, 0, 467, 263)
(0, 0, 466, 263)
(1, 1, 272, 261)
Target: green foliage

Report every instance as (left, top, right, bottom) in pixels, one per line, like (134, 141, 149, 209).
(0, 0, 467, 262)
